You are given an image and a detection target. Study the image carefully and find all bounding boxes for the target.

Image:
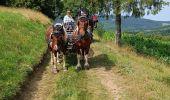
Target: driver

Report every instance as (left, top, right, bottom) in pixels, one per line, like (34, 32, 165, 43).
(63, 10, 74, 23)
(63, 10, 75, 31)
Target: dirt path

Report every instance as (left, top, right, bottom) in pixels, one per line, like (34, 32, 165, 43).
(87, 42, 124, 100)
(16, 41, 124, 100)
(17, 55, 57, 100)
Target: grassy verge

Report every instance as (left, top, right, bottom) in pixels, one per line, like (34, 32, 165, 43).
(94, 25, 170, 64)
(91, 38, 170, 99)
(0, 8, 50, 99)
(94, 27, 170, 99)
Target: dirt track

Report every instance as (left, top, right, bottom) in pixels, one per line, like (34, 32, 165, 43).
(16, 42, 124, 100)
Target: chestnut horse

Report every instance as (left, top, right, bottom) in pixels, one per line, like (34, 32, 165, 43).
(73, 16, 92, 71)
(46, 23, 67, 73)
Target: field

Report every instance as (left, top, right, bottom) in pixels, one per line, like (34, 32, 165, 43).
(0, 6, 50, 99)
(95, 24, 170, 65)
(93, 27, 170, 99)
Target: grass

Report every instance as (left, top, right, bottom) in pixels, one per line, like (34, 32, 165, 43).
(95, 25, 170, 64)
(0, 7, 50, 99)
(52, 54, 112, 100)
(0, 6, 50, 25)
(94, 28, 170, 99)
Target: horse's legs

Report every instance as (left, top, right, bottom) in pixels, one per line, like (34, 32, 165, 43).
(56, 51, 60, 64)
(50, 51, 54, 65)
(84, 47, 90, 69)
(80, 49, 84, 60)
(62, 53, 67, 71)
(52, 52, 58, 74)
(76, 49, 82, 71)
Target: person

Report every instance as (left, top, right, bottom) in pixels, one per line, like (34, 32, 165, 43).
(63, 10, 74, 23)
(91, 14, 98, 28)
(63, 10, 75, 31)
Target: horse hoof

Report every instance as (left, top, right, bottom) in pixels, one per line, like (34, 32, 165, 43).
(76, 67, 81, 72)
(84, 64, 90, 70)
(63, 68, 68, 72)
(51, 68, 59, 74)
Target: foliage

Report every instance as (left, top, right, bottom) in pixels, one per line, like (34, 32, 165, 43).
(122, 33, 170, 64)
(95, 26, 170, 64)
(0, 0, 63, 19)
(61, 0, 100, 18)
(0, 11, 48, 99)
(94, 24, 105, 38)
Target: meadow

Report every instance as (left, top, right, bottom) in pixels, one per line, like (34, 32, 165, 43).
(94, 25, 170, 99)
(0, 6, 50, 99)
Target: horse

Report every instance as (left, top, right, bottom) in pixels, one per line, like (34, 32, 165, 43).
(45, 23, 67, 73)
(73, 16, 92, 71)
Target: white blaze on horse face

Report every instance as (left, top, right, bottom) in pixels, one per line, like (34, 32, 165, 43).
(54, 45, 58, 51)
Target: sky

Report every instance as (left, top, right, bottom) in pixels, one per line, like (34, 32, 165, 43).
(143, 0, 170, 21)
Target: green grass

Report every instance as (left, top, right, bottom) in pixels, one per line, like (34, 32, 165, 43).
(52, 54, 112, 100)
(0, 12, 49, 99)
(94, 27, 170, 99)
(94, 26, 170, 64)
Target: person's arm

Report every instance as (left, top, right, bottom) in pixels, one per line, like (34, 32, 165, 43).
(71, 17, 74, 22)
(63, 16, 66, 23)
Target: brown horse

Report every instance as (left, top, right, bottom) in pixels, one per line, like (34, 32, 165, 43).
(46, 23, 67, 73)
(73, 16, 92, 71)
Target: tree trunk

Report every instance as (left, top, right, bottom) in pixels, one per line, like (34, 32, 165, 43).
(115, 14, 121, 46)
(114, 0, 121, 46)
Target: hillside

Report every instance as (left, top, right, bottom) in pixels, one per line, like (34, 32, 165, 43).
(143, 25, 170, 35)
(0, 6, 50, 99)
(100, 17, 170, 32)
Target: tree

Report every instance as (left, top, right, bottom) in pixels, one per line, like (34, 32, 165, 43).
(61, 0, 168, 46)
(105, 0, 169, 46)
(0, 0, 63, 19)
(61, 0, 100, 18)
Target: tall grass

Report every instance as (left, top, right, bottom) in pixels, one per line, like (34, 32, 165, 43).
(0, 8, 50, 99)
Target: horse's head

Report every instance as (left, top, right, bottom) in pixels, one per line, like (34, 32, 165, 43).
(78, 16, 88, 30)
(51, 23, 66, 51)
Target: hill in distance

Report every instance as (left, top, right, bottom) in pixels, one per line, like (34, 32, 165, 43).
(100, 16, 170, 32)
